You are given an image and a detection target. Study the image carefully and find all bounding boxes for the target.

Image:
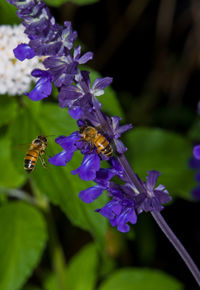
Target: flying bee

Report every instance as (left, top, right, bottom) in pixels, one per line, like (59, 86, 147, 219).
(24, 135, 48, 174)
(79, 125, 113, 157)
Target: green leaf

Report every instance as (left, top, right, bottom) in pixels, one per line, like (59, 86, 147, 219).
(9, 101, 107, 246)
(0, 95, 18, 127)
(44, 0, 69, 7)
(23, 286, 42, 290)
(0, 202, 47, 290)
(44, 243, 98, 290)
(0, 134, 26, 187)
(0, 0, 20, 24)
(125, 128, 195, 199)
(98, 268, 183, 290)
(67, 243, 98, 290)
(70, 0, 100, 5)
(44, 0, 99, 6)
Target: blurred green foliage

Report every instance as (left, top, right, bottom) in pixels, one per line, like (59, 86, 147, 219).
(44, 243, 98, 290)
(0, 0, 19, 24)
(44, 0, 99, 7)
(0, 202, 47, 290)
(125, 128, 195, 199)
(98, 268, 183, 290)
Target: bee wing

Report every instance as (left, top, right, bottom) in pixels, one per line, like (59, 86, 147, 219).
(14, 143, 31, 152)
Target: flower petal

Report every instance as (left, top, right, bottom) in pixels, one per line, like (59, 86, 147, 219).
(93, 77, 113, 90)
(79, 185, 105, 203)
(146, 170, 161, 190)
(114, 139, 127, 154)
(78, 52, 93, 64)
(48, 150, 73, 166)
(14, 43, 35, 61)
(71, 153, 100, 181)
(26, 76, 52, 101)
(193, 145, 200, 160)
(55, 132, 79, 151)
(68, 107, 83, 119)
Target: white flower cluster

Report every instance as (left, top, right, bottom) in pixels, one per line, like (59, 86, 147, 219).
(0, 24, 42, 96)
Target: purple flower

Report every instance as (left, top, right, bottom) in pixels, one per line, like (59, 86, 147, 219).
(26, 69, 52, 101)
(136, 171, 171, 213)
(106, 116, 132, 154)
(193, 145, 200, 160)
(60, 21, 77, 52)
(49, 132, 80, 166)
(188, 157, 200, 170)
(29, 24, 63, 56)
(58, 70, 112, 110)
(44, 46, 93, 88)
(79, 185, 106, 203)
(191, 186, 200, 200)
(14, 43, 35, 61)
(71, 152, 101, 181)
(21, 4, 52, 39)
(79, 167, 117, 203)
(98, 183, 137, 233)
(87, 182, 136, 232)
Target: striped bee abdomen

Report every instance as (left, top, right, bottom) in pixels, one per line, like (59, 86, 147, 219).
(24, 149, 39, 173)
(95, 134, 113, 157)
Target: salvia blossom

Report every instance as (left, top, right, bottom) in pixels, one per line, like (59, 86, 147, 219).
(191, 101, 200, 200)
(189, 157, 200, 200)
(193, 145, 200, 160)
(0, 24, 42, 95)
(8, 0, 171, 233)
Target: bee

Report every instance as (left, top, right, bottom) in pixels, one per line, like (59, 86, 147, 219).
(24, 135, 48, 174)
(79, 125, 113, 157)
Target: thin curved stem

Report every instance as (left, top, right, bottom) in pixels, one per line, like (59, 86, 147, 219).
(152, 211, 200, 286)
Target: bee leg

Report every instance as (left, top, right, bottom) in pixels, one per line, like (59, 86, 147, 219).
(77, 138, 84, 142)
(39, 155, 47, 168)
(89, 143, 96, 153)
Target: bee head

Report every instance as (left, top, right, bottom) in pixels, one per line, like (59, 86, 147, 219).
(37, 135, 48, 144)
(79, 125, 87, 135)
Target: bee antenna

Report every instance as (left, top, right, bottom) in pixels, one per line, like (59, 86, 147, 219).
(46, 134, 56, 137)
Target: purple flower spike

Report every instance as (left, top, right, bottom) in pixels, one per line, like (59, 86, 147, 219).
(193, 145, 200, 160)
(26, 69, 52, 101)
(79, 185, 105, 203)
(71, 153, 101, 181)
(14, 43, 35, 61)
